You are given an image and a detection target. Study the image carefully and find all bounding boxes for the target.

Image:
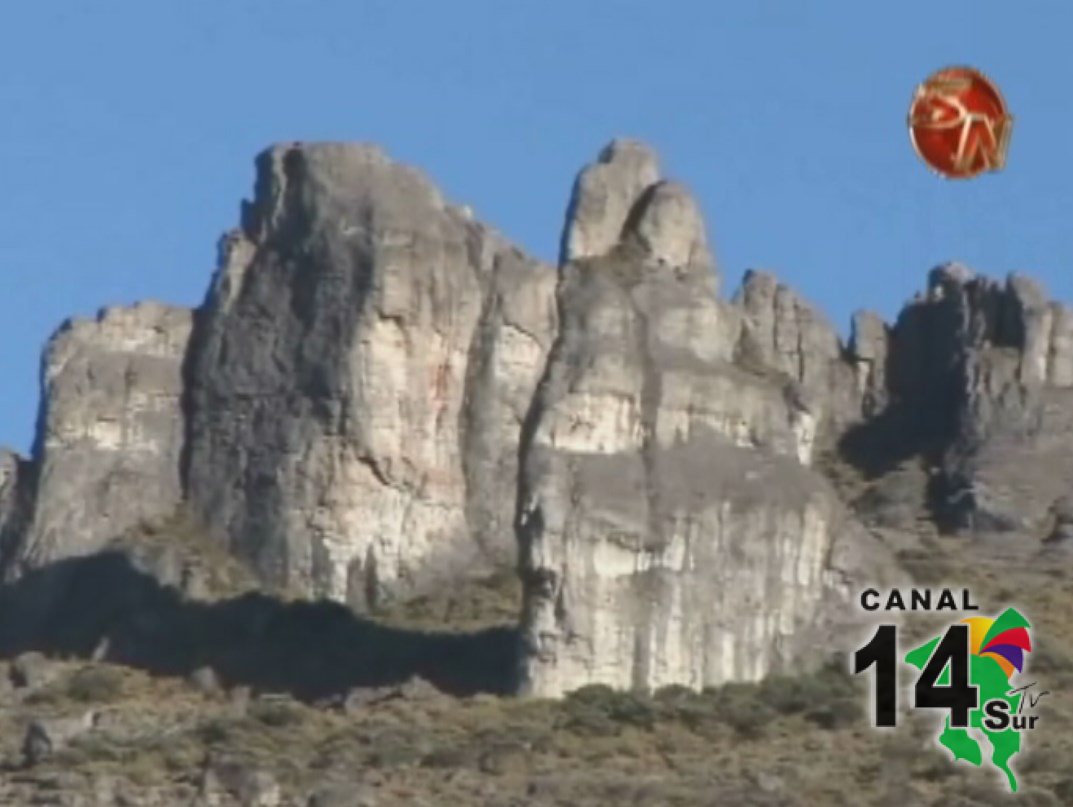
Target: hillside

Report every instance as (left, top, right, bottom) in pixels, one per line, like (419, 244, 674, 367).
(2, 139, 1073, 805)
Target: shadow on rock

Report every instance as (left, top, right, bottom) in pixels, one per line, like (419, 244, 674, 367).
(0, 552, 520, 700)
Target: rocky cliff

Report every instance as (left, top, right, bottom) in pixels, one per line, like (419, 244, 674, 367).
(0, 448, 31, 579)
(516, 143, 893, 696)
(3, 137, 1071, 698)
(15, 303, 192, 571)
(183, 143, 558, 607)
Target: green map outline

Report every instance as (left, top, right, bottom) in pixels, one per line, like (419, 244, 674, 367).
(904, 609, 1030, 793)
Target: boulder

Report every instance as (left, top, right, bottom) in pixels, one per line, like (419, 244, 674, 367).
(10, 651, 59, 690)
(22, 711, 97, 766)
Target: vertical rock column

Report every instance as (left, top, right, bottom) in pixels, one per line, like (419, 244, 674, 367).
(0, 448, 32, 579)
(18, 303, 193, 567)
(185, 143, 556, 607)
(517, 141, 892, 697)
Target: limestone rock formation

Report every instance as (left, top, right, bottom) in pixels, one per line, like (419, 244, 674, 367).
(183, 143, 557, 607)
(516, 144, 894, 696)
(17, 303, 192, 568)
(560, 139, 660, 266)
(7, 134, 1073, 705)
(0, 449, 31, 578)
(866, 264, 1073, 536)
(848, 310, 890, 417)
(735, 270, 862, 440)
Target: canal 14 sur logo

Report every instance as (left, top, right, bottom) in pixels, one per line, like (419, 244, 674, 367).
(852, 588, 1047, 793)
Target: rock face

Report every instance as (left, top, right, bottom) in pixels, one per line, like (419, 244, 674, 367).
(560, 139, 660, 266)
(0, 449, 31, 579)
(735, 270, 862, 438)
(861, 264, 1073, 536)
(7, 135, 1073, 701)
(16, 303, 192, 568)
(183, 143, 557, 607)
(516, 145, 894, 696)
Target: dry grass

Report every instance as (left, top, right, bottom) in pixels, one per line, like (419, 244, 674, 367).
(4, 513, 1073, 804)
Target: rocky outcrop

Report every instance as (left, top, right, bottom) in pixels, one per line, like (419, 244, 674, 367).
(848, 310, 890, 417)
(560, 139, 660, 266)
(867, 265, 1073, 536)
(517, 145, 895, 697)
(8, 134, 1073, 702)
(17, 303, 192, 568)
(0, 449, 31, 579)
(735, 270, 864, 442)
(184, 143, 557, 608)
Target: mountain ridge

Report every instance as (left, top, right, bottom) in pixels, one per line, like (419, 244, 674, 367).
(2, 138, 1071, 698)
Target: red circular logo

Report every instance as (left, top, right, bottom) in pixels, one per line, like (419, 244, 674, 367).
(909, 66, 1013, 179)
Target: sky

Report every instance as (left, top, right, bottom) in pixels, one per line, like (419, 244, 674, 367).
(1, 2, 1072, 454)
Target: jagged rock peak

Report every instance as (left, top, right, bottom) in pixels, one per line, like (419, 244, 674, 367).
(733, 269, 861, 431)
(185, 139, 558, 607)
(926, 260, 975, 294)
(621, 180, 712, 273)
(560, 139, 713, 280)
(241, 141, 449, 245)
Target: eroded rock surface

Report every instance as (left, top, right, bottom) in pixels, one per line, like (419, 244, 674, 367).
(0, 448, 31, 578)
(17, 303, 193, 568)
(6, 135, 1073, 704)
(184, 143, 557, 607)
(517, 144, 895, 696)
(859, 265, 1073, 537)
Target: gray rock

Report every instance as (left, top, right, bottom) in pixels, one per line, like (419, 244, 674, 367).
(10, 134, 1073, 705)
(187, 666, 223, 696)
(343, 674, 443, 712)
(17, 303, 193, 568)
(22, 711, 97, 765)
(734, 269, 862, 437)
(228, 685, 252, 714)
(184, 142, 557, 607)
(869, 265, 1073, 536)
(10, 651, 58, 690)
(621, 180, 712, 274)
(0, 447, 32, 580)
(855, 462, 930, 530)
(560, 138, 660, 266)
(517, 142, 897, 696)
(849, 310, 890, 417)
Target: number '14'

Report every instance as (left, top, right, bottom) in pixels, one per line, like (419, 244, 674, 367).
(853, 624, 978, 728)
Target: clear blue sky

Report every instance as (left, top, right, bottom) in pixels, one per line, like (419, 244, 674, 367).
(2, 2, 1071, 454)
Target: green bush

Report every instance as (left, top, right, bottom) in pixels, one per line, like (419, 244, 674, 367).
(196, 719, 232, 745)
(558, 684, 657, 736)
(250, 699, 307, 728)
(757, 661, 860, 729)
(805, 697, 861, 729)
(66, 666, 125, 703)
(707, 683, 776, 739)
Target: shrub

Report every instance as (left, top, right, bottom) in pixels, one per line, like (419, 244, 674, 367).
(708, 684, 776, 740)
(559, 684, 657, 736)
(66, 665, 125, 703)
(805, 697, 861, 729)
(197, 719, 232, 745)
(250, 699, 307, 728)
(757, 661, 860, 729)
